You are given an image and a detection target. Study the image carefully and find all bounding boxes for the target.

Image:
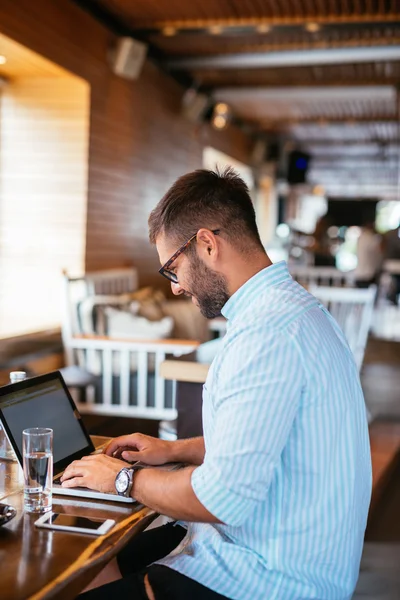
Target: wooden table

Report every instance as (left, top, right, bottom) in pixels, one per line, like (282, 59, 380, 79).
(0, 436, 157, 600)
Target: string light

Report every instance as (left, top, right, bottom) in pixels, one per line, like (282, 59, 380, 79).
(208, 25, 223, 35)
(256, 24, 271, 34)
(305, 23, 320, 33)
(162, 26, 177, 37)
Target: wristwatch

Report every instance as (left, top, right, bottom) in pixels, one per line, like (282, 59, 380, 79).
(115, 466, 140, 497)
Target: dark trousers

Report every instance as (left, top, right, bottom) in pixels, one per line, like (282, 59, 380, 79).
(78, 522, 231, 599)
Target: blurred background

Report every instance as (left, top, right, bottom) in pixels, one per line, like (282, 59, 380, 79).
(0, 2, 399, 595)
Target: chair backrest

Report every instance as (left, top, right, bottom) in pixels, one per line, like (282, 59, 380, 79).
(62, 268, 138, 359)
(289, 265, 354, 289)
(309, 284, 377, 371)
(60, 268, 199, 421)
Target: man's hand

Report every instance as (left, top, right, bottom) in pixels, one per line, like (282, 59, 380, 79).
(60, 454, 129, 492)
(104, 433, 173, 465)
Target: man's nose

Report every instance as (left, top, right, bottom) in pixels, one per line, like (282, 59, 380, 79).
(171, 281, 184, 296)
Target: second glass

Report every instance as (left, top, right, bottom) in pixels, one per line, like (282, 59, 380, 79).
(22, 428, 53, 513)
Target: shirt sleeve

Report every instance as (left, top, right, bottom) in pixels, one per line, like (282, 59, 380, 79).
(191, 325, 304, 527)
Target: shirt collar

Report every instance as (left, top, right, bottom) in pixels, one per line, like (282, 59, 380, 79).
(221, 261, 291, 322)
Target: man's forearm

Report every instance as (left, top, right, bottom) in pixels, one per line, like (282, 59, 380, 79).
(168, 436, 205, 465)
(133, 465, 220, 523)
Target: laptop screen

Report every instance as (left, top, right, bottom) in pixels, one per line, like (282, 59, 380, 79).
(0, 371, 94, 472)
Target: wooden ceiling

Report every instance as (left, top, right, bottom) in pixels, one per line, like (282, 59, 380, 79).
(75, 0, 400, 198)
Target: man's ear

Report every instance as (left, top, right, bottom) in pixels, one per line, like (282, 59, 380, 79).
(196, 228, 219, 261)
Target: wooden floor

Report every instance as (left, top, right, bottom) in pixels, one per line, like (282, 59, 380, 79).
(369, 421, 400, 514)
(353, 337, 400, 598)
(361, 338, 400, 422)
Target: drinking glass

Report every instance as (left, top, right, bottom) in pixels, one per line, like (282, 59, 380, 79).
(22, 428, 53, 513)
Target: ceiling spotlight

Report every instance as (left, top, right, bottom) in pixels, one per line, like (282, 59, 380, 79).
(208, 25, 223, 35)
(305, 22, 320, 33)
(256, 24, 271, 34)
(0, 55, 6, 65)
(212, 115, 228, 129)
(214, 102, 229, 114)
(162, 26, 177, 37)
(211, 102, 232, 130)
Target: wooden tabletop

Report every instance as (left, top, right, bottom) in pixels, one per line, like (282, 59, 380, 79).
(0, 436, 157, 600)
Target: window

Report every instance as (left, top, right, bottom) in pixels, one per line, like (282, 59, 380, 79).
(0, 34, 90, 338)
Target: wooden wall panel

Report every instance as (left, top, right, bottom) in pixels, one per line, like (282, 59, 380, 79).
(0, 0, 253, 290)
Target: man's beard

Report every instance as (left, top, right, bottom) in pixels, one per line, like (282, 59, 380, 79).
(186, 254, 230, 319)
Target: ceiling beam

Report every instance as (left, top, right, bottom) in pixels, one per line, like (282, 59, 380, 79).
(132, 16, 400, 32)
(260, 116, 399, 127)
(214, 85, 396, 101)
(167, 46, 400, 70)
(311, 161, 399, 168)
(296, 140, 400, 147)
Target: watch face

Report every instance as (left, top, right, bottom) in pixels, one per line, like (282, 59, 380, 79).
(115, 470, 129, 493)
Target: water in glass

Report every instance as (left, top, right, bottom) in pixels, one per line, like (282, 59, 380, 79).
(23, 427, 53, 513)
(23, 451, 53, 512)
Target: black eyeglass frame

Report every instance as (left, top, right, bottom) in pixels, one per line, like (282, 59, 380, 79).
(158, 229, 221, 284)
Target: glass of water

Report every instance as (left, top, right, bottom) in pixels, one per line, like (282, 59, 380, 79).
(22, 428, 53, 513)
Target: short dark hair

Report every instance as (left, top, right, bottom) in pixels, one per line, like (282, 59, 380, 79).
(148, 167, 263, 251)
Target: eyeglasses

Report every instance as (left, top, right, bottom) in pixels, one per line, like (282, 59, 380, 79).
(159, 229, 221, 284)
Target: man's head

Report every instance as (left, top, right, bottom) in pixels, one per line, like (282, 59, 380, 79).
(148, 168, 265, 318)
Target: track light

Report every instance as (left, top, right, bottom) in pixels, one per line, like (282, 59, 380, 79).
(208, 25, 223, 35)
(305, 22, 320, 33)
(256, 24, 271, 34)
(162, 26, 177, 37)
(211, 102, 232, 130)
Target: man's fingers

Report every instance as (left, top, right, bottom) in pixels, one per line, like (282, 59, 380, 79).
(104, 435, 142, 456)
(121, 450, 143, 462)
(61, 465, 86, 481)
(111, 446, 138, 459)
(61, 476, 86, 488)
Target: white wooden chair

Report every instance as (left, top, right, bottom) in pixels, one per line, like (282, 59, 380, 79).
(208, 266, 356, 339)
(208, 317, 227, 339)
(289, 265, 355, 289)
(309, 285, 377, 372)
(61, 268, 199, 421)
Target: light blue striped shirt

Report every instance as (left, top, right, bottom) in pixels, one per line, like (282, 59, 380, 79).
(157, 261, 372, 599)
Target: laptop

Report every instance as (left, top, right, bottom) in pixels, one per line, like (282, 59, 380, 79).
(0, 371, 135, 503)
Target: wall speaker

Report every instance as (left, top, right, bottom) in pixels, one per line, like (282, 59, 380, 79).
(109, 37, 147, 80)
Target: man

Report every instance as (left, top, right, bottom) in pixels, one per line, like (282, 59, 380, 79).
(354, 219, 382, 288)
(382, 221, 400, 304)
(62, 168, 372, 600)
